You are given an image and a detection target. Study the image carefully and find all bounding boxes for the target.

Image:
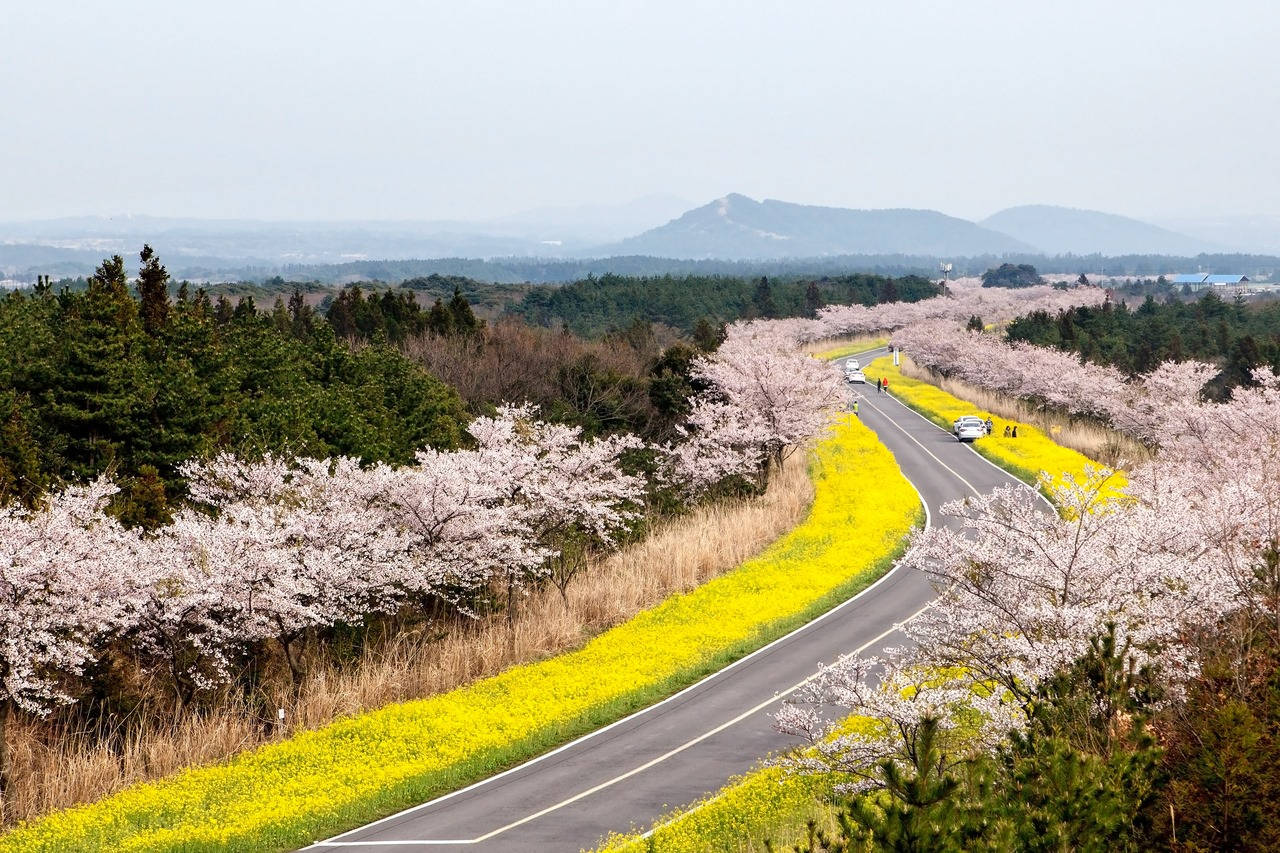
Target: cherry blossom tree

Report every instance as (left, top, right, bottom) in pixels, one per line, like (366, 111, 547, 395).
(776, 443, 1262, 789)
(663, 398, 770, 498)
(693, 323, 850, 468)
(164, 453, 410, 685)
(1102, 359, 1217, 448)
(465, 404, 647, 607)
(0, 478, 139, 802)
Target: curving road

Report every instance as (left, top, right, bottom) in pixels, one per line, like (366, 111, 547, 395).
(303, 347, 1028, 853)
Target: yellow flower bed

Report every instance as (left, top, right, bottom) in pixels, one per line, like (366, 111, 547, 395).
(864, 357, 1127, 500)
(811, 337, 889, 362)
(1, 416, 922, 853)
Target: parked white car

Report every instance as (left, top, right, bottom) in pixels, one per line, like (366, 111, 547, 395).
(846, 369, 867, 384)
(952, 415, 986, 442)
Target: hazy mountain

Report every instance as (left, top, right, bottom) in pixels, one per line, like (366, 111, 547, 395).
(599, 194, 1034, 259)
(1151, 214, 1280, 255)
(981, 205, 1219, 255)
(0, 196, 695, 277)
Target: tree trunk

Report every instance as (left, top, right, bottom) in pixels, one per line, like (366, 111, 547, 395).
(0, 696, 11, 823)
(280, 634, 303, 690)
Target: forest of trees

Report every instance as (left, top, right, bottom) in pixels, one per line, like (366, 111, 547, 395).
(0, 250, 748, 524)
(515, 272, 942, 335)
(1006, 291, 1280, 392)
(0, 249, 470, 520)
(981, 263, 1044, 288)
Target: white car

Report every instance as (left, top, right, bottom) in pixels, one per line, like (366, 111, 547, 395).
(952, 415, 986, 442)
(846, 369, 867, 384)
(845, 359, 860, 370)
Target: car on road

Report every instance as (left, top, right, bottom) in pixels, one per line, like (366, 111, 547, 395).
(952, 415, 987, 442)
(845, 358, 860, 370)
(846, 369, 866, 384)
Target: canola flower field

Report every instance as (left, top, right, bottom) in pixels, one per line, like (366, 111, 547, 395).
(591, 362, 1131, 853)
(0, 414, 922, 853)
(864, 356, 1127, 498)
(808, 337, 889, 362)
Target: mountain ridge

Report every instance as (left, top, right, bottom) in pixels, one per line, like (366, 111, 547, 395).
(980, 204, 1220, 256)
(596, 194, 1035, 259)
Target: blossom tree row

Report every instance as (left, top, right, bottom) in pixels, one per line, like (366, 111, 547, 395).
(0, 326, 851, 793)
(777, 367, 1280, 799)
(892, 319, 1217, 447)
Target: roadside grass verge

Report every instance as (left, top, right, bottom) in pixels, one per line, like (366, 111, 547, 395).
(0, 416, 922, 853)
(864, 356, 1127, 500)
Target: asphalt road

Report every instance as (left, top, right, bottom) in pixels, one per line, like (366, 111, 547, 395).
(304, 346, 1028, 853)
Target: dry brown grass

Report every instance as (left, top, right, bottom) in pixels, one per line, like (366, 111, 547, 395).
(3, 455, 814, 826)
(899, 359, 1150, 468)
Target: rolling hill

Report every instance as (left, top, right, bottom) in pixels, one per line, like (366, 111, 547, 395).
(980, 204, 1219, 256)
(599, 194, 1035, 259)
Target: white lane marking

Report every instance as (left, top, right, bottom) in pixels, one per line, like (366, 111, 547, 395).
(868, 381, 1058, 513)
(307, 383, 927, 850)
(855, 393, 982, 498)
(630, 454, 937, 845)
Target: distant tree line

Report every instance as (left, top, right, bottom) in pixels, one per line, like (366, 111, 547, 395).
(514, 272, 943, 336)
(1006, 290, 1280, 394)
(324, 284, 482, 344)
(0, 248, 469, 520)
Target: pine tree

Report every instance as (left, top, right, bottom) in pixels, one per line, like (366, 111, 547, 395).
(270, 296, 290, 333)
(112, 464, 171, 528)
(48, 255, 145, 479)
(878, 277, 899, 303)
(804, 281, 824, 317)
(692, 318, 723, 352)
(448, 287, 480, 336)
(753, 277, 777, 319)
(0, 391, 46, 508)
(136, 244, 170, 335)
(427, 299, 455, 336)
(287, 289, 313, 339)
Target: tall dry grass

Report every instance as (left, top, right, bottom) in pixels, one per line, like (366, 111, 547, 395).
(4, 455, 814, 827)
(899, 359, 1150, 469)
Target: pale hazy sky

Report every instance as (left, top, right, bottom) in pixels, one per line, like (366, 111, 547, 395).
(4, 0, 1277, 222)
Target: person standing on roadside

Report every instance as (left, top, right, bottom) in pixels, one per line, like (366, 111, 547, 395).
(984, 416, 993, 435)
(853, 400, 860, 417)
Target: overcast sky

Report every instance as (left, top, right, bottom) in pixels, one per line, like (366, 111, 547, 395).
(3, 1, 1277, 223)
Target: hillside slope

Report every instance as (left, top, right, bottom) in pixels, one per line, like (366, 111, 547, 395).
(600, 194, 1034, 259)
(981, 204, 1218, 255)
